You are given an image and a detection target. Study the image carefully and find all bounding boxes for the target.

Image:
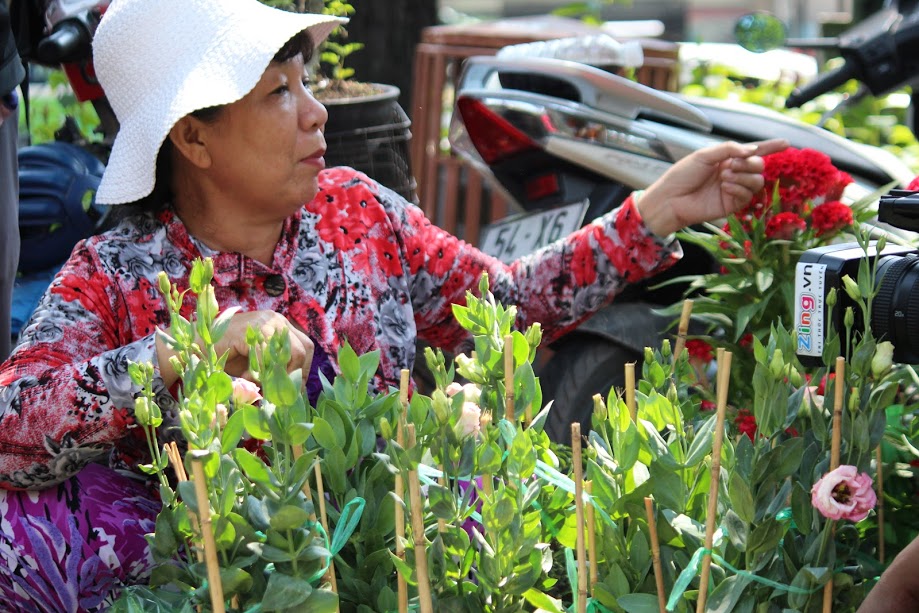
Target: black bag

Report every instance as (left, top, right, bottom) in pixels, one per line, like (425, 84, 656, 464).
(9, 0, 45, 62)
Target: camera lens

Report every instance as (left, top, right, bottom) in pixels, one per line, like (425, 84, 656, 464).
(873, 253, 919, 363)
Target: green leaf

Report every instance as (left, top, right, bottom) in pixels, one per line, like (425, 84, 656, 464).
(233, 448, 274, 485)
(723, 508, 749, 552)
(729, 471, 755, 523)
(152, 510, 178, 559)
(221, 409, 246, 454)
(617, 593, 662, 613)
(705, 575, 752, 613)
(260, 572, 314, 610)
(507, 430, 536, 479)
(523, 588, 565, 613)
(685, 414, 716, 467)
(241, 405, 271, 440)
(205, 371, 233, 405)
(338, 342, 360, 382)
(773, 437, 805, 478)
(311, 417, 339, 450)
(303, 589, 339, 613)
(428, 483, 456, 520)
(270, 504, 312, 531)
(746, 518, 784, 557)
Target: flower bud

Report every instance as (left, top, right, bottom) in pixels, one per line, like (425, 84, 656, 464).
(769, 349, 785, 380)
(432, 389, 451, 425)
(525, 322, 542, 351)
(788, 366, 804, 387)
(661, 339, 672, 359)
(592, 394, 607, 422)
(844, 306, 855, 330)
(158, 271, 171, 297)
(842, 275, 861, 301)
(848, 387, 860, 413)
(135, 396, 151, 425)
(379, 417, 393, 440)
(871, 341, 895, 378)
(826, 288, 838, 308)
(644, 347, 655, 365)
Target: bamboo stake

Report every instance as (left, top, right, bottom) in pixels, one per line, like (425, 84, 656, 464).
(877, 445, 886, 564)
(166, 443, 205, 564)
(406, 424, 434, 613)
(480, 412, 494, 499)
(572, 423, 588, 613)
(696, 349, 732, 613)
(396, 369, 410, 613)
(671, 299, 694, 365)
(504, 334, 515, 422)
(586, 481, 598, 592)
(625, 362, 637, 422)
(313, 462, 338, 594)
(644, 497, 667, 613)
(830, 357, 845, 468)
(190, 457, 226, 613)
(823, 356, 846, 613)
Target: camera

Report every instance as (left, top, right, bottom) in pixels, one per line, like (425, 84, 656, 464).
(794, 189, 919, 366)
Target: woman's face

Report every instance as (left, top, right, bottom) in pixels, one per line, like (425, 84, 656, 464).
(198, 53, 328, 219)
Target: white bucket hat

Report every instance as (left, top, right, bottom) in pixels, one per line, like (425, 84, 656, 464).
(92, 0, 345, 205)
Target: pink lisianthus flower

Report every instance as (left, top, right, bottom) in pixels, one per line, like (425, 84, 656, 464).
(811, 465, 877, 522)
(446, 382, 483, 439)
(455, 402, 483, 439)
(232, 378, 263, 406)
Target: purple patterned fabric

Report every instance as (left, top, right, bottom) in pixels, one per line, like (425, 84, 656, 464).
(0, 463, 157, 612)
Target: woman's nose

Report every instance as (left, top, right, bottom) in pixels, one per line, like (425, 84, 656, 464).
(299, 89, 328, 131)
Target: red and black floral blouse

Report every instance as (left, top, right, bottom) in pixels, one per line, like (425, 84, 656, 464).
(0, 167, 679, 490)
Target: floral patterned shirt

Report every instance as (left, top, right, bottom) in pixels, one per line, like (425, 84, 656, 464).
(0, 167, 679, 490)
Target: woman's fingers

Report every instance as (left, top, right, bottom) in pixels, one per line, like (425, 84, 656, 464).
(217, 310, 316, 378)
(749, 138, 789, 157)
(285, 324, 315, 375)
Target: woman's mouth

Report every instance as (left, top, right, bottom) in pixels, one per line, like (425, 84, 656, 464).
(302, 148, 326, 168)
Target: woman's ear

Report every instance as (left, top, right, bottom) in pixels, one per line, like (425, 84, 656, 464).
(168, 116, 213, 169)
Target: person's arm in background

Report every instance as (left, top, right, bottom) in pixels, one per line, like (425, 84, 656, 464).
(858, 535, 919, 612)
(390, 139, 787, 353)
(0, 240, 170, 491)
(0, 0, 26, 362)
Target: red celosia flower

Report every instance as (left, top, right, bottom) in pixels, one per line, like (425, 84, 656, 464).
(686, 339, 715, 363)
(739, 333, 754, 350)
(765, 212, 807, 239)
(907, 175, 919, 191)
(741, 147, 853, 218)
(816, 373, 835, 396)
(810, 201, 853, 237)
(735, 409, 757, 440)
(700, 400, 716, 412)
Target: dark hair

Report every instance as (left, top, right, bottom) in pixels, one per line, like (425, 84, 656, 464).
(122, 30, 315, 216)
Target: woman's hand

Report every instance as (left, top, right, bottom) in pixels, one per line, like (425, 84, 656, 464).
(156, 310, 314, 387)
(637, 138, 789, 237)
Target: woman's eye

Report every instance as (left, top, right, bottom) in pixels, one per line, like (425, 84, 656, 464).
(273, 83, 290, 95)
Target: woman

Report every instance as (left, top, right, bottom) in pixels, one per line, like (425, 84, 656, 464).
(0, 0, 785, 608)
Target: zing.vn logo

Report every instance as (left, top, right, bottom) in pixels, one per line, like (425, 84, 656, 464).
(797, 293, 817, 352)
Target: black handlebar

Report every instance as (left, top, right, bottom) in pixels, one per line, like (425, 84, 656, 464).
(35, 20, 90, 65)
(786, 61, 859, 108)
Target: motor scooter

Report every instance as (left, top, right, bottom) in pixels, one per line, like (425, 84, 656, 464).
(448, 4, 919, 442)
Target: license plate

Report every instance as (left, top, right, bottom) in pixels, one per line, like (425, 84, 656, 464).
(479, 200, 589, 263)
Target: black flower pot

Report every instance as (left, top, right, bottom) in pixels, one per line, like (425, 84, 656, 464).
(323, 83, 418, 203)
